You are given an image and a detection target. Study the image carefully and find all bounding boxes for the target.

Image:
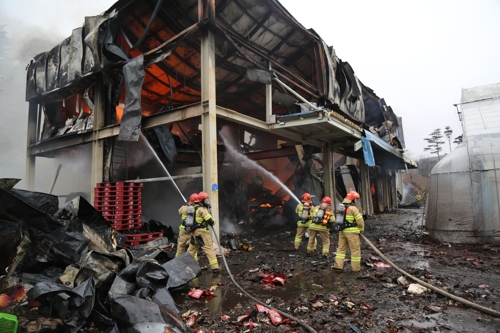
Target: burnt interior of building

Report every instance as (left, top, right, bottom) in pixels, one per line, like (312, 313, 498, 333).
(24, 0, 416, 232)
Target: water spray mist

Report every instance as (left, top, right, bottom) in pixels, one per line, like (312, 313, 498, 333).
(139, 133, 186, 202)
(220, 130, 300, 204)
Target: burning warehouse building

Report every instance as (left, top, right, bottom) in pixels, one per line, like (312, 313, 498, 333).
(24, 0, 416, 234)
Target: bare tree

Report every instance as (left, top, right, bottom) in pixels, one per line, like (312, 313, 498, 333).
(444, 126, 453, 152)
(424, 128, 445, 160)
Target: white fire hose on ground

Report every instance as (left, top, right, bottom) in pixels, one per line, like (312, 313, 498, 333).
(360, 234, 500, 318)
(209, 225, 318, 333)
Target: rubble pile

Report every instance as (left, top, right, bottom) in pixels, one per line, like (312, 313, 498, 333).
(2, 181, 500, 332)
(0, 183, 199, 333)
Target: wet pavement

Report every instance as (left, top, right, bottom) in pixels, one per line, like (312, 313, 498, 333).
(174, 208, 500, 332)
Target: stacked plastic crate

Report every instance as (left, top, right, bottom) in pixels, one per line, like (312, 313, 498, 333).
(94, 182, 163, 247)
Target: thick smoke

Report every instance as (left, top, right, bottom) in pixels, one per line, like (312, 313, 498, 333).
(0, 23, 73, 189)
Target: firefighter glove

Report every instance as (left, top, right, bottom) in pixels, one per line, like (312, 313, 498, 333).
(207, 218, 215, 226)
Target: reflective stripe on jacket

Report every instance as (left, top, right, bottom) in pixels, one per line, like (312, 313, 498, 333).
(195, 204, 214, 230)
(342, 205, 364, 233)
(179, 204, 189, 230)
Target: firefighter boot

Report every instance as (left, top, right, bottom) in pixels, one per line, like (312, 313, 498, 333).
(307, 251, 314, 257)
(332, 256, 345, 271)
(351, 261, 361, 272)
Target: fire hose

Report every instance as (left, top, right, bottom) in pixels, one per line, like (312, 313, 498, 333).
(360, 234, 500, 318)
(210, 225, 318, 333)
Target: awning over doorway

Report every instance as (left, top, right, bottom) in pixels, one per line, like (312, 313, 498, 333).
(364, 131, 417, 169)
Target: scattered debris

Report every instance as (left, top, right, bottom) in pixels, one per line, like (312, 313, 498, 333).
(407, 283, 428, 295)
(373, 262, 392, 269)
(188, 289, 216, 299)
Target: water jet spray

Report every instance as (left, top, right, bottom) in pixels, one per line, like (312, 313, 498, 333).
(139, 133, 187, 203)
(220, 130, 300, 205)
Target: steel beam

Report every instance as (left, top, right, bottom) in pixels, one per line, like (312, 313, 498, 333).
(266, 61, 272, 123)
(327, 118, 362, 139)
(245, 147, 297, 160)
(200, 0, 220, 238)
(126, 174, 203, 183)
(142, 103, 203, 129)
(90, 79, 106, 203)
(272, 128, 325, 148)
(28, 103, 204, 157)
(215, 105, 268, 131)
(25, 102, 38, 190)
(28, 132, 93, 156)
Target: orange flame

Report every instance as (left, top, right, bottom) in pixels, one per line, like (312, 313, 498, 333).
(116, 104, 124, 123)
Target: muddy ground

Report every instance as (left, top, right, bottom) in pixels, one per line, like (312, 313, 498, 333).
(175, 207, 500, 333)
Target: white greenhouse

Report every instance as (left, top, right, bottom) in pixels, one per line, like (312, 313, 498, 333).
(426, 83, 500, 244)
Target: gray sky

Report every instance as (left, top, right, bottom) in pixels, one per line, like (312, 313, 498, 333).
(1, 0, 499, 189)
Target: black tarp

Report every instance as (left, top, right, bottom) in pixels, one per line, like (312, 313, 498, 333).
(153, 125, 178, 166)
(118, 55, 144, 141)
(9, 189, 59, 214)
(0, 188, 90, 272)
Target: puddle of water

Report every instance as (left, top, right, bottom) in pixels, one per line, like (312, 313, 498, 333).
(400, 313, 440, 329)
(172, 264, 362, 315)
(435, 307, 500, 332)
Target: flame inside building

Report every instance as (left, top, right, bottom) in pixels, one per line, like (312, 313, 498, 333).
(24, 0, 417, 233)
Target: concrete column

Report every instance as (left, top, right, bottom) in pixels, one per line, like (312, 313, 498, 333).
(25, 102, 38, 190)
(200, 0, 220, 238)
(90, 79, 106, 204)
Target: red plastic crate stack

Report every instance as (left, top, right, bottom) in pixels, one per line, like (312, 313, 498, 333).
(94, 182, 144, 231)
(122, 232, 164, 248)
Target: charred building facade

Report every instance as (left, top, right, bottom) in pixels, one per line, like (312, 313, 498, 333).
(24, 0, 416, 234)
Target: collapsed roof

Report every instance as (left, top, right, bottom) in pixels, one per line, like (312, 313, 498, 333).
(25, 0, 412, 168)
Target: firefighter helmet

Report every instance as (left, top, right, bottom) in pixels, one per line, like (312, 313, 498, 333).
(189, 193, 199, 204)
(346, 191, 360, 201)
(321, 196, 332, 205)
(301, 192, 312, 203)
(198, 191, 209, 201)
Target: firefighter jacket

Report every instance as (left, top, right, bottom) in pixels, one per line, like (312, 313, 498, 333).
(342, 204, 364, 233)
(194, 205, 215, 231)
(309, 204, 335, 231)
(178, 204, 192, 230)
(296, 203, 312, 227)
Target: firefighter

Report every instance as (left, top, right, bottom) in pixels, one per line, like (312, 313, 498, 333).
(198, 191, 211, 212)
(307, 196, 335, 257)
(332, 191, 365, 272)
(187, 192, 220, 273)
(294, 192, 313, 251)
(175, 193, 199, 257)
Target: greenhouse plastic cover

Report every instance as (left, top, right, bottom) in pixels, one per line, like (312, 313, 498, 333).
(426, 83, 500, 244)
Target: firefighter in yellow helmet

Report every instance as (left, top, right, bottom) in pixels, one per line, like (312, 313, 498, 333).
(294, 192, 314, 251)
(307, 196, 335, 257)
(187, 191, 220, 273)
(332, 191, 365, 272)
(175, 193, 199, 257)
